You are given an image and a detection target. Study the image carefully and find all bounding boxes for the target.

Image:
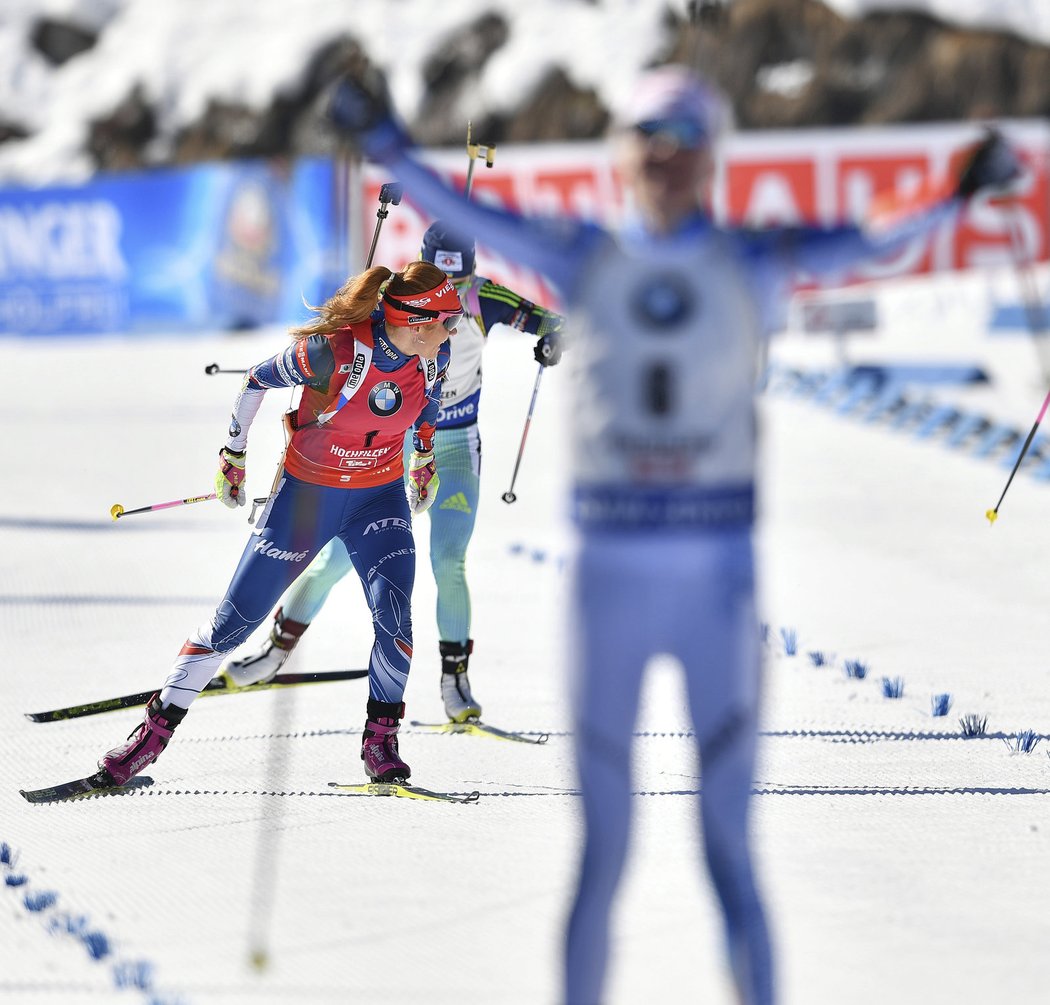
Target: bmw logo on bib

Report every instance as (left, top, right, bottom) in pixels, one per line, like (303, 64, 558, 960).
(369, 381, 403, 416)
(633, 276, 694, 330)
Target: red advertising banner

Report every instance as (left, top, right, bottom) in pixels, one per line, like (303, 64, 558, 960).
(357, 121, 1050, 310)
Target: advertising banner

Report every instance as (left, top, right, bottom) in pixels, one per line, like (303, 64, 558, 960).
(363, 121, 1050, 311)
(0, 157, 340, 335)
(2, 120, 1045, 336)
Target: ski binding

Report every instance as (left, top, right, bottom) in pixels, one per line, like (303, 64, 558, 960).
(327, 781, 479, 803)
(410, 719, 549, 744)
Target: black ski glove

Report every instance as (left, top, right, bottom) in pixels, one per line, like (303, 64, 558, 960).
(956, 128, 1022, 198)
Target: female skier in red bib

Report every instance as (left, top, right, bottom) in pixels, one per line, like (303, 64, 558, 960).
(96, 261, 461, 786)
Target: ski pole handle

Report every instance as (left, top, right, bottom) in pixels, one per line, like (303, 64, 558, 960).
(464, 121, 496, 197)
(379, 181, 403, 207)
(501, 365, 544, 505)
(111, 493, 218, 520)
(365, 182, 404, 268)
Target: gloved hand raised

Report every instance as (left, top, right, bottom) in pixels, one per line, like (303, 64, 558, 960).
(406, 451, 439, 516)
(534, 333, 563, 367)
(215, 447, 246, 509)
(956, 129, 1023, 198)
(327, 64, 408, 161)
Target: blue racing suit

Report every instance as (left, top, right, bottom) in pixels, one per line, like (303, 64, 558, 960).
(160, 315, 448, 709)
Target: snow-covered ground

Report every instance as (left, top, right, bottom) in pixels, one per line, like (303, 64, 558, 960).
(4, 266, 1050, 1003)
(2, 2, 1050, 1003)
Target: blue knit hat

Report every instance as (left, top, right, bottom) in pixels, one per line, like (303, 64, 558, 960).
(420, 220, 476, 278)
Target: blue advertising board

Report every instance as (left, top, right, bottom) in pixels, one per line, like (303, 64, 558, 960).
(0, 157, 343, 335)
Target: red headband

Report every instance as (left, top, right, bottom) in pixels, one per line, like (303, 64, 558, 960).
(382, 278, 463, 327)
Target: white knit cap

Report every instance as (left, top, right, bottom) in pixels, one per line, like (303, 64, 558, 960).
(619, 64, 730, 143)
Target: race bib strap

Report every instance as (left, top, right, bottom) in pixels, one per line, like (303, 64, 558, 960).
(317, 338, 374, 425)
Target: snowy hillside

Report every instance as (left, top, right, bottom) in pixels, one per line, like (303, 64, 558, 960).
(1, 0, 1049, 184)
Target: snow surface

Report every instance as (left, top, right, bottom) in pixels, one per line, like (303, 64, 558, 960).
(4, 2, 1050, 1002)
(4, 268, 1050, 1003)
(0, 0, 1048, 185)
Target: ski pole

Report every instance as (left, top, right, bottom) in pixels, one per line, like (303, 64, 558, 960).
(987, 199, 1050, 525)
(502, 365, 544, 504)
(467, 122, 537, 504)
(464, 121, 496, 197)
(365, 181, 403, 268)
(111, 493, 218, 520)
(986, 389, 1050, 525)
(204, 363, 247, 375)
(238, 182, 410, 970)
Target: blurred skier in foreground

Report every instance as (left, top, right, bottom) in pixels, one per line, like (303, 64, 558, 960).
(328, 60, 1021, 1004)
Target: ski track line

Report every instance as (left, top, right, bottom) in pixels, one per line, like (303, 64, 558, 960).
(24, 784, 1050, 801)
(104, 727, 1050, 744)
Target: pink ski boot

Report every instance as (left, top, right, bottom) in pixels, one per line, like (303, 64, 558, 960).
(361, 699, 411, 783)
(99, 694, 187, 785)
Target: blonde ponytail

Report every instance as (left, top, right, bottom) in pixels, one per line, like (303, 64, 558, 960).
(290, 266, 393, 338)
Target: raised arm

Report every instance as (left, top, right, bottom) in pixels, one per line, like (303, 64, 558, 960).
(749, 129, 1023, 284)
(328, 71, 605, 298)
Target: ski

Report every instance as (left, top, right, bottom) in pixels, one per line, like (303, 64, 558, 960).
(327, 781, 480, 804)
(19, 770, 152, 804)
(409, 719, 549, 745)
(25, 669, 369, 723)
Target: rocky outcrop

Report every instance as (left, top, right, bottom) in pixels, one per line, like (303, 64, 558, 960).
(21, 0, 1050, 175)
(671, 0, 1050, 128)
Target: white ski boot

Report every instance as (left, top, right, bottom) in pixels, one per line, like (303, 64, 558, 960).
(440, 640, 481, 722)
(221, 608, 309, 687)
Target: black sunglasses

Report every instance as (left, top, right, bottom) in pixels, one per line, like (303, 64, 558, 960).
(385, 292, 462, 331)
(634, 118, 709, 149)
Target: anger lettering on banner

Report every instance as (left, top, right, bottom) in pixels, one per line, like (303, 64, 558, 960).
(0, 157, 338, 336)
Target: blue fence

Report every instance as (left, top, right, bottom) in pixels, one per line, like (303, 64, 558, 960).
(0, 157, 344, 335)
